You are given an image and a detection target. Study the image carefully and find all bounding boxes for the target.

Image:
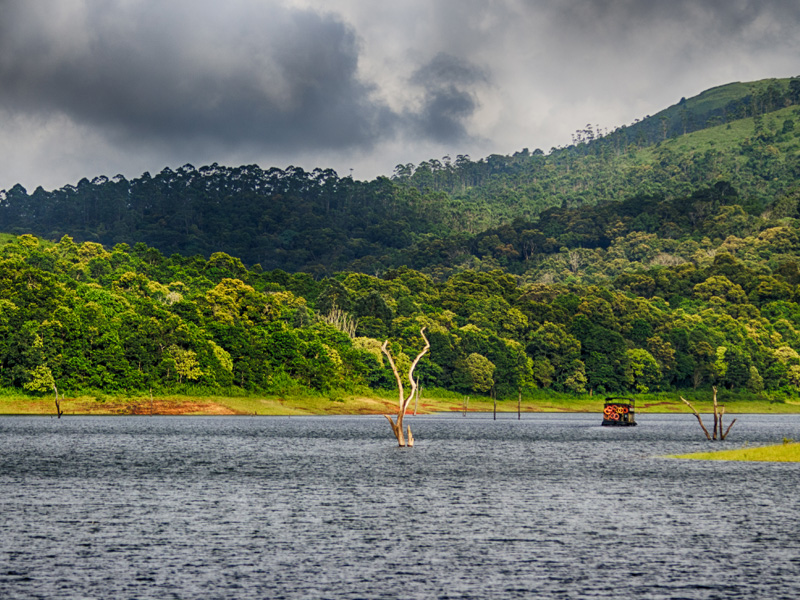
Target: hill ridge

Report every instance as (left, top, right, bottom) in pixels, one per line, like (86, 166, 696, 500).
(1, 77, 799, 276)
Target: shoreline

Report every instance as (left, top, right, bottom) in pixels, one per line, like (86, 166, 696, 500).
(2, 393, 798, 417)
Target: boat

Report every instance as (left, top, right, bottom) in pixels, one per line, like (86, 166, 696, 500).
(601, 397, 637, 426)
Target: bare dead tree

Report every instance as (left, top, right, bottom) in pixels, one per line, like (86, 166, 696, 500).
(53, 383, 63, 419)
(567, 250, 582, 274)
(680, 386, 736, 441)
(319, 303, 359, 338)
(381, 328, 430, 447)
(692, 370, 704, 390)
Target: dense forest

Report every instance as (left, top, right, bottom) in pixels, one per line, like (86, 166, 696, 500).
(2, 77, 799, 275)
(1, 77, 800, 399)
(2, 201, 800, 399)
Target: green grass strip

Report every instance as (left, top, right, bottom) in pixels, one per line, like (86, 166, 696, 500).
(670, 442, 800, 462)
(3, 388, 800, 416)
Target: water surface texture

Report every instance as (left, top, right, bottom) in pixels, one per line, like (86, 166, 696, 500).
(2, 413, 800, 599)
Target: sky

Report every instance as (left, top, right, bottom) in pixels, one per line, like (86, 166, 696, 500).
(0, 0, 798, 192)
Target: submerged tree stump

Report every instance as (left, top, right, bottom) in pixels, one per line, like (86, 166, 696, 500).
(53, 383, 63, 419)
(680, 386, 736, 441)
(381, 328, 430, 447)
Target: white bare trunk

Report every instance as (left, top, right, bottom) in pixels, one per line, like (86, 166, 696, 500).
(381, 328, 430, 447)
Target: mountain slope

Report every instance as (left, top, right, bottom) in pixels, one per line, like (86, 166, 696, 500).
(1, 78, 799, 274)
(613, 77, 799, 144)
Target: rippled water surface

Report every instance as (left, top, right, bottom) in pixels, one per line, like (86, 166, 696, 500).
(2, 413, 800, 599)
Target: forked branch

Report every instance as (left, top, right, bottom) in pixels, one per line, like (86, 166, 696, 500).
(680, 386, 736, 441)
(381, 328, 430, 447)
(680, 396, 711, 440)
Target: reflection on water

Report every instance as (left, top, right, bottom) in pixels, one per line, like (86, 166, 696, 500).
(1, 413, 800, 599)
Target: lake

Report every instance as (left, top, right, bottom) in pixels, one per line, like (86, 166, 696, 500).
(1, 413, 800, 599)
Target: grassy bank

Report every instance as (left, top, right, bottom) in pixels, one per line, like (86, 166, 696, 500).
(1, 388, 799, 416)
(670, 442, 800, 462)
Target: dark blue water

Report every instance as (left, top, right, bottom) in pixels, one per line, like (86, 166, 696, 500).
(1, 413, 800, 599)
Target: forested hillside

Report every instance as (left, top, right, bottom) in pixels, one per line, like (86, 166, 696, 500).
(1, 77, 798, 274)
(0, 166, 438, 274)
(2, 223, 800, 398)
(393, 90, 800, 235)
(391, 180, 800, 282)
(2, 77, 800, 400)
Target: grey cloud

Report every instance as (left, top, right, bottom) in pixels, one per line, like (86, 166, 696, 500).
(409, 53, 489, 143)
(548, 0, 800, 42)
(1, 0, 798, 191)
(0, 1, 399, 152)
(411, 52, 488, 88)
(0, 1, 495, 157)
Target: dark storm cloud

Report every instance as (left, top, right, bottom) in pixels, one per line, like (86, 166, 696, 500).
(409, 53, 489, 143)
(0, 1, 394, 150)
(0, 1, 479, 154)
(1, 0, 798, 191)
(412, 52, 488, 88)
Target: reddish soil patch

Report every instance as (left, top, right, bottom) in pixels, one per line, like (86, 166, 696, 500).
(120, 400, 238, 415)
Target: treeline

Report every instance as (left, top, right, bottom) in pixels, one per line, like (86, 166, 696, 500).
(380, 182, 800, 285)
(392, 104, 800, 227)
(3, 77, 800, 399)
(0, 164, 447, 273)
(2, 225, 800, 398)
(593, 76, 800, 151)
(2, 87, 799, 275)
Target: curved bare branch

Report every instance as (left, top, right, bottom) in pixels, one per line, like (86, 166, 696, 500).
(402, 328, 430, 414)
(381, 327, 430, 446)
(381, 339, 404, 410)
